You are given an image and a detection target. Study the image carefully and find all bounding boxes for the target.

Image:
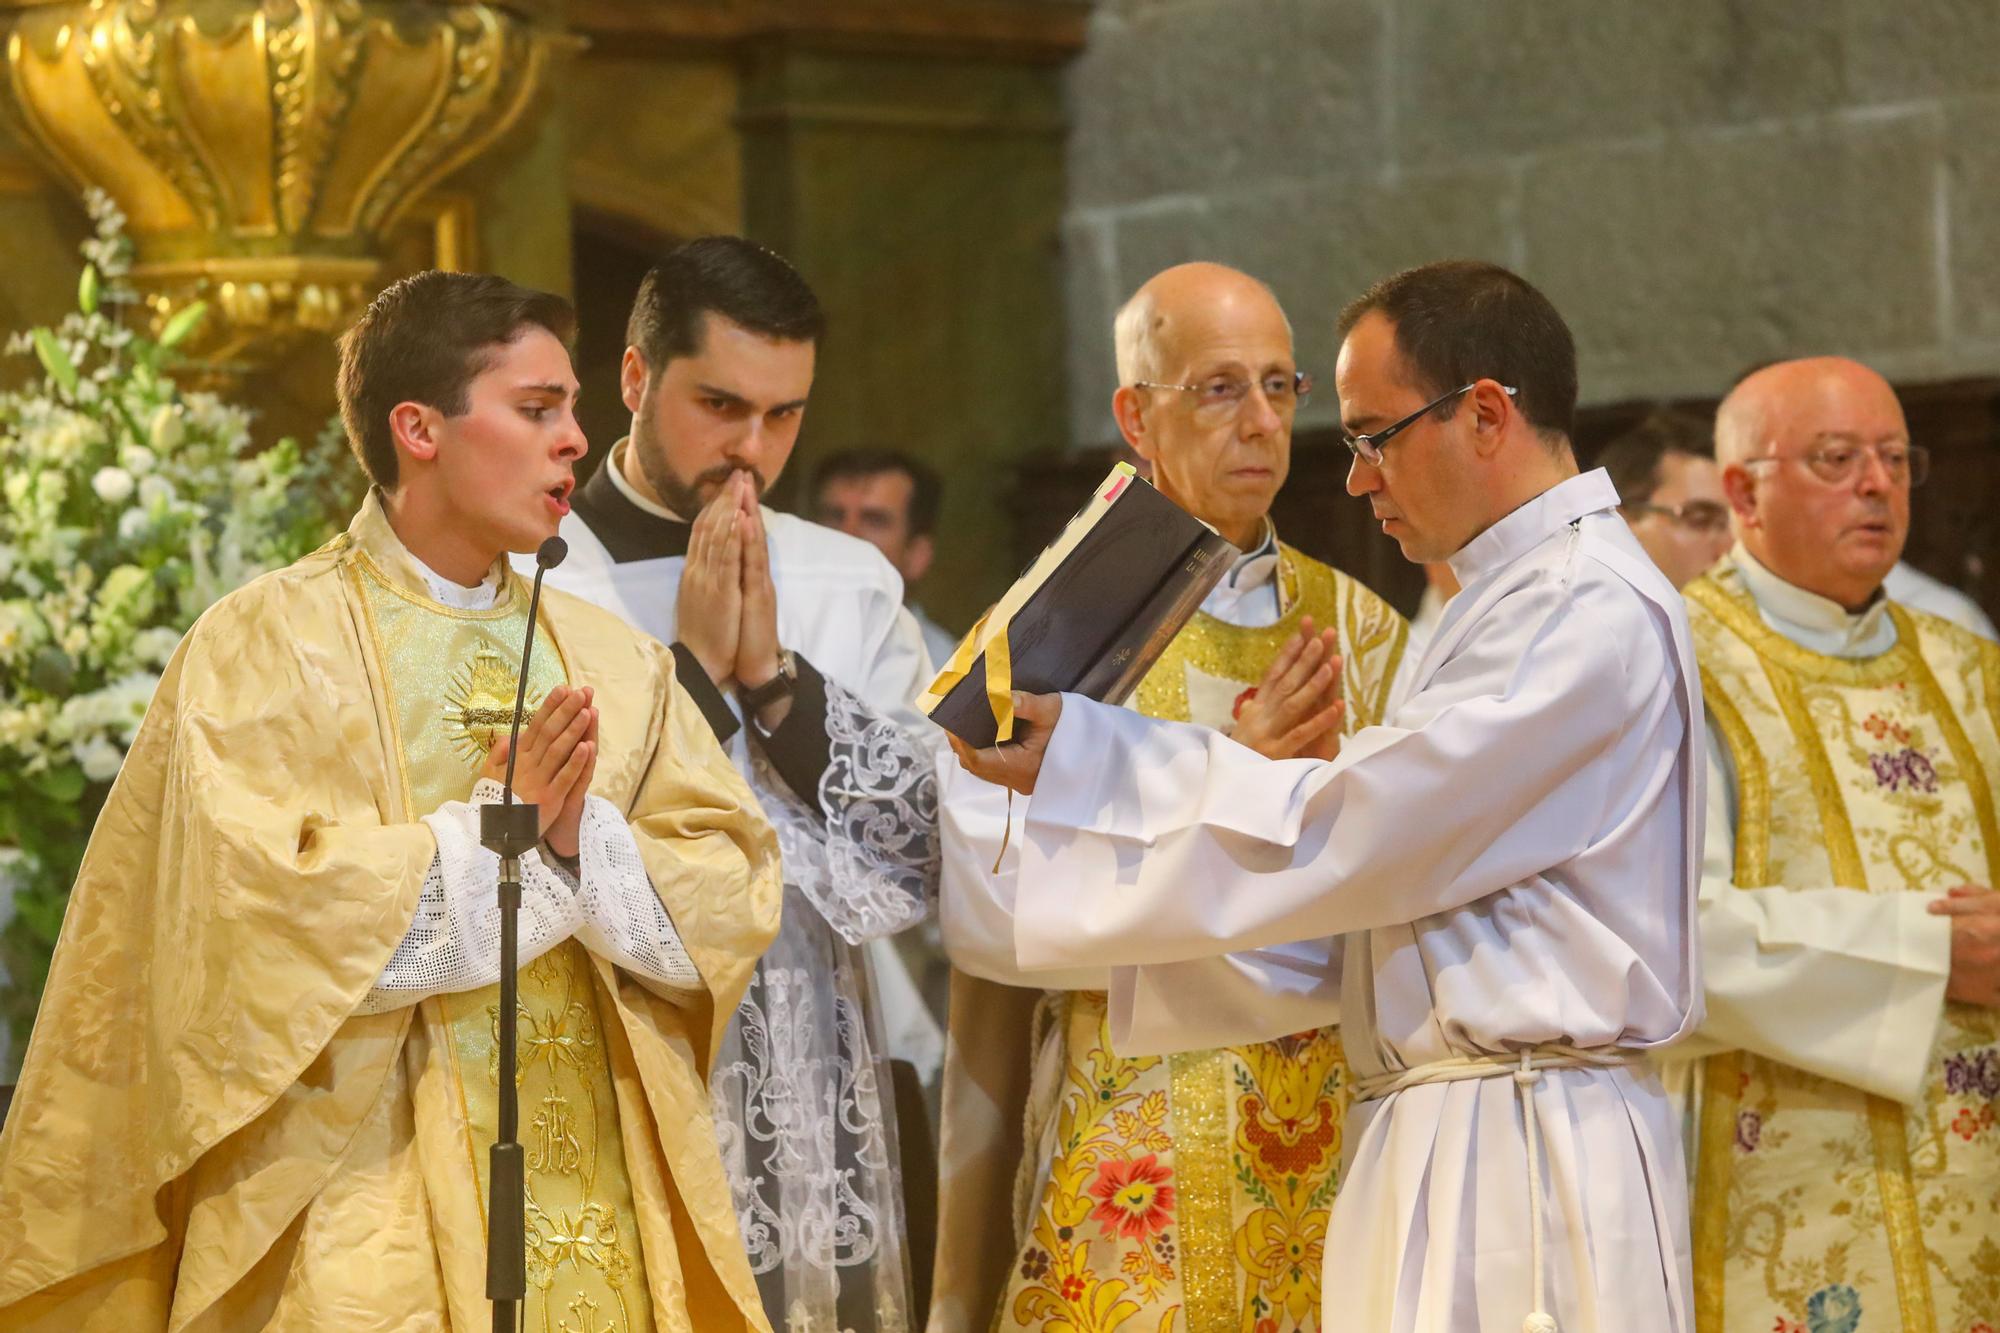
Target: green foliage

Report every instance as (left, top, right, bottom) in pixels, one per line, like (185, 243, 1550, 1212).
(0, 191, 358, 1064)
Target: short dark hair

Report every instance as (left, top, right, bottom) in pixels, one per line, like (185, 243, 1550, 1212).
(812, 449, 943, 537)
(1337, 259, 1578, 445)
(626, 236, 824, 374)
(1596, 410, 1714, 507)
(337, 270, 576, 489)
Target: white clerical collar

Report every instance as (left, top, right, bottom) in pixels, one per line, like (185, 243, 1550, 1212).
(1447, 468, 1619, 589)
(1731, 541, 1896, 658)
(410, 552, 501, 610)
(605, 439, 690, 523)
(1225, 518, 1279, 591)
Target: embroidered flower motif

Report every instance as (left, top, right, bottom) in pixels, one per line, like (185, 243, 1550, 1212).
(1088, 1153, 1178, 1241)
(1059, 1274, 1086, 1303)
(1773, 1320, 1804, 1333)
(1861, 712, 1911, 745)
(1736, 1108, 1763, 1152)
(1232, 685, 1259, 720)
(1805, 1283, 1861, 1333)
(1949, 1103, 1995, 1140)
(1943, 1047, 2000, 1100)
(1968, 1322, 1995, 1333)
(1240, 1092, 1342, 1177)
(1868, 746, 1939, 793)
(1255, 1320, 1280, 1333)
(1018, 1247, 1050, 1281)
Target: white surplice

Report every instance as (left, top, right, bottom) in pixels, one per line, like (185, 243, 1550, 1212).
(998, 470, 1704, 1333)
(533, 451, 941, 1333)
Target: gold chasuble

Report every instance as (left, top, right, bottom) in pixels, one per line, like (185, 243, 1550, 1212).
(0, 494, 781, 1333)
(994, 545, 1407, 1333)
(357, 564, 651, 1333)
(1685, 559, 2000, 1333)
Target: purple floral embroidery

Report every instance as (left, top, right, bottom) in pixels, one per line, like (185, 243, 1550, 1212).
(1735, 1108, 1762, 1152)
(1944, 1048, 2000, 1101)
(1868, 747, 1938, 793)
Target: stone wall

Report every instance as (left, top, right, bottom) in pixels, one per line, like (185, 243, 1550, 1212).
(1059, 0, 2000, 448)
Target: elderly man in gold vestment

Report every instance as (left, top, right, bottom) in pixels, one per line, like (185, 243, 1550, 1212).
(1665, 356, 2000, 1333)
(929, 263, 1408, 1333)
(0, 272, 782, 1332)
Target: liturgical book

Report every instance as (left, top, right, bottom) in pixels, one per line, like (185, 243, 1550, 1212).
(920, 462, 1237, 747)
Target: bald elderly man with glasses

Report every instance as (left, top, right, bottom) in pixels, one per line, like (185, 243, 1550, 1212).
(1660, 355, 2000, 1332)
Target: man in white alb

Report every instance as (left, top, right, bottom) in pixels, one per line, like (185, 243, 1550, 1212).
(951, 260, 1703, 1333)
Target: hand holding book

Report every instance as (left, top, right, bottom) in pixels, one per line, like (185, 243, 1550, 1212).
(920, 462, 1237, 747)
(946, 691, 1061, 796)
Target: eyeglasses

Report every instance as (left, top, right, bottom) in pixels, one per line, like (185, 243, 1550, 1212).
(1340, 382, 1518, 465)
(1740, 441, 1930, 488)
(1132, 370, 1313, 419)
(1625, 499, 1732, 534)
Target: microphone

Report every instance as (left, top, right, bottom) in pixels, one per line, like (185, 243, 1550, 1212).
(500, 536, 568, 806)
(482, 532, 567, 1323)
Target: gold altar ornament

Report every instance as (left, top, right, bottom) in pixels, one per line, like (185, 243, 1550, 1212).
(0, 0, 565, 364)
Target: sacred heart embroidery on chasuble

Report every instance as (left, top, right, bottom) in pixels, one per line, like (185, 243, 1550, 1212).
(444, 646, 545, 766)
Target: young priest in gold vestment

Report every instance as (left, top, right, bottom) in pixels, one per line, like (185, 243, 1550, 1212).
(0, 273, 782, 1331)
(929, 263, 1407, 1333)
(1667, 357, 2000, 1332)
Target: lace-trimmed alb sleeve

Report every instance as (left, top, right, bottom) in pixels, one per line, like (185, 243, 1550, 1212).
(749, 671, 938, 944)
(356, 781, 583, 1015)
(567, 792, 704, 1001)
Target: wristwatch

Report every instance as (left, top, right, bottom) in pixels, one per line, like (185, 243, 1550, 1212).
(739, 649, 798, 714)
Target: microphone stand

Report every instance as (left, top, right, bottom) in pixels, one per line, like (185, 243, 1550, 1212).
(480, 543, 562, 1333)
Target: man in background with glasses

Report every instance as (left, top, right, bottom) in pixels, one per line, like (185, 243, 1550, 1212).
(929, 261, 1409, 1333)
(1598, 409, 1734, 589)
(1664, 355, 2000, 1331)
(949, 260, 1704, 1332)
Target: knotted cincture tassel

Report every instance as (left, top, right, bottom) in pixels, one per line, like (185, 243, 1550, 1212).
(1516, 1049, 1559, 1333)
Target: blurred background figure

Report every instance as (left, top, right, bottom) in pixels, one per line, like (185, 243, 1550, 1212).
(1598, 409, 1734, 589)
(1885, 549, 2000, 639)
(807, 447, 956, 1080)
(814, 448, 962, 668)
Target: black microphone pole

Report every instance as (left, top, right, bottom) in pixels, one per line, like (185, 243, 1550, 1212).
(481, 534, 567, 1333)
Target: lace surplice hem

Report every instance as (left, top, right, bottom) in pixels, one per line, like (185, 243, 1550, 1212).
(711, 892, 916, 1333)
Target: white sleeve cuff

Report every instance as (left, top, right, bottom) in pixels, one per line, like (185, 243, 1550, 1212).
(356, 792, 582, 1014)
(570, 793, 704, 1000)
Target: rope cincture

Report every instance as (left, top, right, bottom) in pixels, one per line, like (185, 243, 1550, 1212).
(1351, 1043, 1639, 1333)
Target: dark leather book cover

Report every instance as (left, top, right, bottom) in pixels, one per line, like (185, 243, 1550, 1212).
(923, 466, 1235, 747)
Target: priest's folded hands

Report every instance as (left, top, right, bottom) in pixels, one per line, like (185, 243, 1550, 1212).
(478, 681, 598, 858)
(948, 618, 1345, 793)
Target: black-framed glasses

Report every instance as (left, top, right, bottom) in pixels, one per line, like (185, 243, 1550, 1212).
(1132, 369, 1313, 418)
(1740, 441, 1930, 489)
(1625, 499, 1732, 534)
(1340, 382, 1517, 465)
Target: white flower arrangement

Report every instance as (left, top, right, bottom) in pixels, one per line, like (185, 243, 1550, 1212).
(0, 190, 353, 1054)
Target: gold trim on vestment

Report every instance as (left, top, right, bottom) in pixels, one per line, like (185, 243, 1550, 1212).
(1166, 1050, 1234, 1332)
(1686, 571, 1953, 1333)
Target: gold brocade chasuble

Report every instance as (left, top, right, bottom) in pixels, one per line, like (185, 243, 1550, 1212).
(0, 493, 780, 1333)
(354, 559, 652, 1333)
(994, 545, 1407, 1333)
(1685, 560, 2000, 1333)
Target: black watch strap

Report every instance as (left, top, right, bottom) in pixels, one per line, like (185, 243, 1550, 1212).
(739, 650, 797, 713)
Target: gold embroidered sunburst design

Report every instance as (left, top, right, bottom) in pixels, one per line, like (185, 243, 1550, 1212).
(443, 647, 542, 764)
